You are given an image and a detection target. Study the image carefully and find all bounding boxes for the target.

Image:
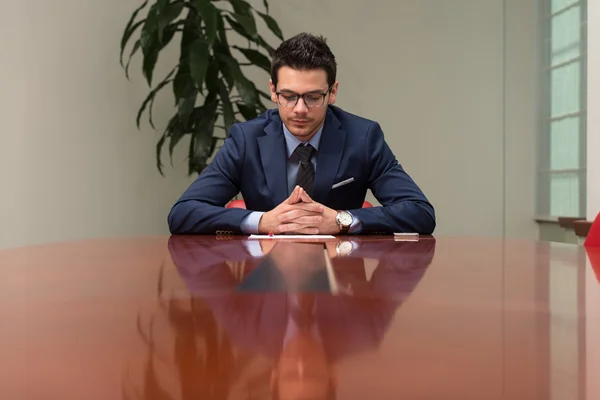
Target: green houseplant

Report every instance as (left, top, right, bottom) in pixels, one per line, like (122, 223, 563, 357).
(120, 0, 283, 175)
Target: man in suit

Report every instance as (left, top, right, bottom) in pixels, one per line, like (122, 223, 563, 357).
(168, 32, 435, 236)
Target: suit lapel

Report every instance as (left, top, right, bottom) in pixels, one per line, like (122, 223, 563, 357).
(313, 109, 347, 204)
(258, 116, 288, 208)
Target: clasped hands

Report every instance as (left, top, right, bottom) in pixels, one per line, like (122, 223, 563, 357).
(258, 185, 340, 235)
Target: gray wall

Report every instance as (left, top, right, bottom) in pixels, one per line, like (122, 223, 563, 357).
(0, 0, 540, 249)
(0, 0, 194, 249)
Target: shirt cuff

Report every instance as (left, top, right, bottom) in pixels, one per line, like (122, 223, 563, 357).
(240, 211, 264, 234)
(347, 211, 363, 234)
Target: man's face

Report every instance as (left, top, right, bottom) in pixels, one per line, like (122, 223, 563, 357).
(270, 67, 338, 141)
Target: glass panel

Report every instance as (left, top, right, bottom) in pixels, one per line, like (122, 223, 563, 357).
(551, 0, 580, 14)
(551, 62, 580, 117)
(550, 173, 580, 217)
(551, 5, 581, 65)
(550, 117, 580, 170)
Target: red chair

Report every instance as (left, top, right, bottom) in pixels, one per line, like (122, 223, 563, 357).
(226, 199, 247, 209)
(584, 212, 600, 248)
(226, 199, 373, 209)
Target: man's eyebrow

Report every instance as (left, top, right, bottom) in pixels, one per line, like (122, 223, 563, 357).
(277, 88, 326, 94)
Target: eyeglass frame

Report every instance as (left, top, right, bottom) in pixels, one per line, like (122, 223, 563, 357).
(274, 84, 334, 108)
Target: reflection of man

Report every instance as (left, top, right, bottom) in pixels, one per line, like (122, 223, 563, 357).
(272, 292, 335, 400)
(168, 237, 435, 399)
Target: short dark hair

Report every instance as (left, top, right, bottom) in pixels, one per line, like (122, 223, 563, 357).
(271, 32, 337, 89)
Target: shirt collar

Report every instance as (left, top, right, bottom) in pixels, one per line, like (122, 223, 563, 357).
(282, 123, 324, 158)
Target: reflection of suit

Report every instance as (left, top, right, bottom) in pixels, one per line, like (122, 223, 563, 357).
(168, 236, 436, 361)
(167, 106, 436, 235)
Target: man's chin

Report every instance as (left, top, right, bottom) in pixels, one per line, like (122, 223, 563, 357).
(288, 126, 316, 139)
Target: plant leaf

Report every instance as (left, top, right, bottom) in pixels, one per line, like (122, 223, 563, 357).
(136, 69, 176, 129)
(174, 11, 198, 104)
(263, 0, 269, 13)
(257, 11, 283, 40)
(125, 39, 142, 79)
(120, 19, 146, 67)
(258, 89, 272, 101)
(216, 13, 230, 48)
(180, 8, 199, 54)
(224, 15, 254, 43)
(205, 59, 220, 93)
(156, 0, 169, 13)
(140, 3, 159, 52)
(216, 53, 257, 106)
(142, 24, 176, 86)
(218, 80, 235, 132)
(188, 97, 219, 174)
(257, 35, 275, 55)
(168, 122, 187, 166)
(230, 0, 253, 15)
(236, 102, 258, 121)
(194, 0, 219, 45)
(178, 90, 197, 130)
(140, 3, 160, 85)
(158, 2, 184, 43)
(229, 12, 257, 38)
(233, 46, 270, 73)
(189, 40, 210, 90)
(120, 0, 149, 66)
(156, 132, 168, 176)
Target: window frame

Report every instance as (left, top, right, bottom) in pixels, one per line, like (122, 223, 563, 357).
(537, 0, 588, 218)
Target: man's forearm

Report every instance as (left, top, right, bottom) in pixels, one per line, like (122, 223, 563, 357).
(349, 201, 436, 235)
(168, 200, 253, 234)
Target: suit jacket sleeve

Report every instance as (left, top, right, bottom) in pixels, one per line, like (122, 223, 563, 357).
(167, 124, 252, 234)
(349, 122, 436, 234)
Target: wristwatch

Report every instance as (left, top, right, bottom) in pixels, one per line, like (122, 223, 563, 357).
(336, 240, 354, 256)
(335, 210, 353, 235)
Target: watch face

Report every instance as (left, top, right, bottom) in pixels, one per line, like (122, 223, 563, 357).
(336, 241, 353, 256)
(337, 211, 353, 226)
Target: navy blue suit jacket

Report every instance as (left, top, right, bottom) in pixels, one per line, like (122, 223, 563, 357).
(168, 105, 436, 235)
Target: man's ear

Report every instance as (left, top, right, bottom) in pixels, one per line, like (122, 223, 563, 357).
(269, 79, 277, 103)
(328, 81, 339, 105)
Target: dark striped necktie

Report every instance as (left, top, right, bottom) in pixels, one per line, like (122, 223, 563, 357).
(294, 144, 316, 196)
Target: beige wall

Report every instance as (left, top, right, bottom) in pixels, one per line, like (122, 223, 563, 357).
(0, 0, 539, 249)
(0, 0, 194, 249)
(268, 0, 538, 238)
(588, 0, 599, 220)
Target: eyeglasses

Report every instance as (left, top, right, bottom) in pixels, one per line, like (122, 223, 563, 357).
(275, 85, 333, 108)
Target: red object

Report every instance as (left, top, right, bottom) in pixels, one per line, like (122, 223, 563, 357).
(586, 248, 600, 284)
(226, 199, 247, 209)
(584, 212, 600, 248)
(226, 199, 374, 209)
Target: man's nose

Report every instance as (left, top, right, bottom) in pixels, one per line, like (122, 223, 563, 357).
(293, 97, 308, 113)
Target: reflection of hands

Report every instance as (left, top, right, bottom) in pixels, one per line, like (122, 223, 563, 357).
(325, 241, 340, 259)
(258, 239, 277, 255)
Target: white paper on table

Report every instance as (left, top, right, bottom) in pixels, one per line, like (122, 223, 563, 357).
(248, 234, 336, 239)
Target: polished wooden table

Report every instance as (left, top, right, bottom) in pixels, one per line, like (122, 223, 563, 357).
(1, 235, 599, 399)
